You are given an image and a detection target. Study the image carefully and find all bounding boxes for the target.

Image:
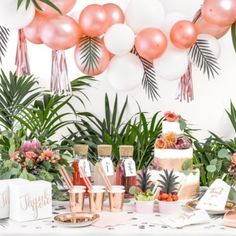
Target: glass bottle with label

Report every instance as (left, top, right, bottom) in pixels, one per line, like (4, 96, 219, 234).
(115, 145, 136, 197)
(72, 144, 92, 189)
(94, 144, 114, 185)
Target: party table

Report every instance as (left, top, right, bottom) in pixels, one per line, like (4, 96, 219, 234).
(1, 200, 236, 236)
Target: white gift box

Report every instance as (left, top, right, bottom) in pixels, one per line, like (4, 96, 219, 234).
(9, 180, 52, 222)
(0, 179, 28, 219)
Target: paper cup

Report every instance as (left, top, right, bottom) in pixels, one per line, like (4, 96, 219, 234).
(88, 189, 105, 213)
(68, 189, 85, 213)
(108, 189, 125, 212)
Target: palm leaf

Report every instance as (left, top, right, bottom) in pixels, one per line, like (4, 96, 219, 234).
(0, 26, 10, 64)
(189, 39, 220, 79)
(17, 0, 62, 14)
(79, 36, 104, 75)
(0, 70, 41, 130)
(131, 47, 159, 101)
(231, 22, 236, 54)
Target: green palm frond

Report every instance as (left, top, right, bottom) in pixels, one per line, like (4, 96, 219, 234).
(189, 39, 220, 79)
(15, 94, 72, 143)
(0, 26, 10, 64)
(79, 36, 104, 75)
(131, 47, 159, 101)
(231, 22, 236, 53)
(17, 0, 62, 14)
(0, 70, 41, 130)
(70, 76, 95, 106)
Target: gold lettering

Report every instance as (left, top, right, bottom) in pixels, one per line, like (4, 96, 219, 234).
(0, 191, 9, 208)
(20, 189, 51, 219)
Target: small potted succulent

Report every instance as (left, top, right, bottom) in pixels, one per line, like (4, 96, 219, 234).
(158, 169, 180, 214)
(129, 167, 154, 213)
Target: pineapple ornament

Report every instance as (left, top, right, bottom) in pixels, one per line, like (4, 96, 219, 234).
(129, 167, 155, 213)
(157, 169, 181, 214)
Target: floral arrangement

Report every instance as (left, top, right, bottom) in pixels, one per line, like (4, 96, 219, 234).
(155, 132, 191, 150)
(0, 139, 71, 200)
(229, 153, 236, 186)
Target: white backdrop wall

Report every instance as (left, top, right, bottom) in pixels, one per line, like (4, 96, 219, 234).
(1, 0, 236, 141)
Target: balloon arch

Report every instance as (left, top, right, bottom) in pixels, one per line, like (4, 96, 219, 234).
(0, 0, 235, 102)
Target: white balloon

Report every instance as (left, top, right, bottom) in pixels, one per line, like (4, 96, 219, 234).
(125, 0, 165, 33)
(0, 0, 35, 29)
(160, 0, 203, 20)
(161, 12, 187, 35)
(196, 34, 221, 59)
(107, 53, 144, 91)
(104, 24, 135, 56)
(154, 46, 188, 80)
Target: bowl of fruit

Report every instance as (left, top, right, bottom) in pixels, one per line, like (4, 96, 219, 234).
(157, 169, 181, 214)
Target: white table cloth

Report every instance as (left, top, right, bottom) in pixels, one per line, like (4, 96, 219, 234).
(1, 200, 236, 236)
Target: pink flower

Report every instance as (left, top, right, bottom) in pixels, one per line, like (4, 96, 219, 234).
(39, 149, 54, 160)
(21, 140, 41, 152)
(24, 151, 38, 160)
(232, 153, 236, 165)
(11, 151, 20, 161)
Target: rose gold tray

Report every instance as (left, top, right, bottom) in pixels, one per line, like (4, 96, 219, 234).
(185, 200, 236, 215)
(54, 212, 100, 227)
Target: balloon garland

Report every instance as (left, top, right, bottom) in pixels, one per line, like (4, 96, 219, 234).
(1, 0, 236, 101)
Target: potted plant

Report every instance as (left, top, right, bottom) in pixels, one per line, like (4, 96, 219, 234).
(158, 169, 180, 214)
(129, 167, 155, 213)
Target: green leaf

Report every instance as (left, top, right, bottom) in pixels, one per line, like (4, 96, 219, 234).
(182, 159, 193, 171)
(0, 26, 10, 64)
(131, 47, 159, 101)
(35, 0, 62, 14)
(179, 118, 187, 131)
(189, 39, 220, 79)
(19, 169, 37, 181)
(129, 186, 137, 195)
(218, 148, 231, 159)
(210, 158, 218, 165)
(231, 22, 236, 53)
(228, 187, 236, 202)
(206, 165, 217, 173)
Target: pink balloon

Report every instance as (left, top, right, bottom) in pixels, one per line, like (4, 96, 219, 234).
(170, 20, 198, 49)
(195, 16, 229, 39)
(79, 4, 109, 37)
(135, 28, 167, 60)
(103, 3, 125, 27)
(202, 0, 236, 26)
(37, 0, 76, 17)
(74, 37, 110, 75)
(40, 15, 82, 50)
(24, 12, 46, 44)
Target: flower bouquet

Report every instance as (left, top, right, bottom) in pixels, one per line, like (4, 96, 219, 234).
(0, 140, 71, 200)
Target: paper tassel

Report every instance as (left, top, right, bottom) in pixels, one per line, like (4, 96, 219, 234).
(50, 50, 72, 96)
(176, 63, 194, 102)
(15, 29, 30, 76)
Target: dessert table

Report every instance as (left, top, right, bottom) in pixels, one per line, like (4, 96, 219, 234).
(1, 200, 236, 236)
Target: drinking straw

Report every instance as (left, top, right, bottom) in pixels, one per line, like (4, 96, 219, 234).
(98, 163, 112, 191)
(152, 181, 160, 198)
(59, 167, 73, 190)
(79, 166, 92, 190)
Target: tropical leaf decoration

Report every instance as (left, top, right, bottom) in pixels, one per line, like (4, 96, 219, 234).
(131, 47, 159, 101)
(231, 22, 236, 54)
(15, 94, 73, 144)
(189, 39, 220, 79)
(0, 26, 10, 64)
(78, 36, 104, 75)
(0, 70, 41, 130)
(17, 0, 61, 14)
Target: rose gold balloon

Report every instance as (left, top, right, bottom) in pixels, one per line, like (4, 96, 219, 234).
(74, 37, 110, 75)
(24, 12, 46, 44)
(202, 0, 236, 26)
(79, 4, 109, 37)
(195, 16, 229, 39)
(37, 0, 76, 17)
(135, 28, 167, 60)
(103, 3, 125, 27)
(40, 15, 82, 50)
(170, 20, 198, 49)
